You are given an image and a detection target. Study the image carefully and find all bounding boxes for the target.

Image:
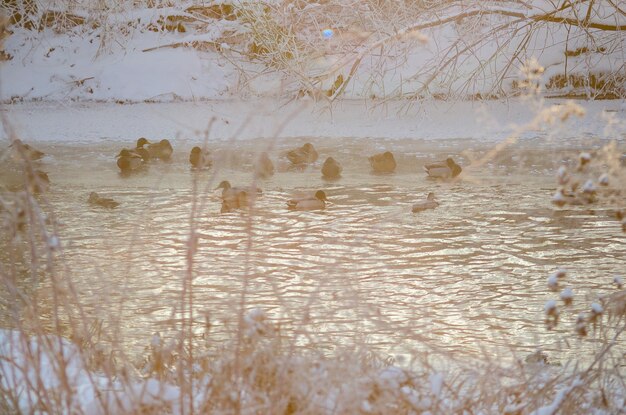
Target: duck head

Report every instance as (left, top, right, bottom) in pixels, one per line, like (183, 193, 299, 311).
(303, 143, 315, 153)
(216, 180, 231, 190)
(427, 192, 436, 201)
(315, 190, 327, 201)
(136, 137, 151, 148)
(117, 149, 132, 158)
(191, 146, 202, 155)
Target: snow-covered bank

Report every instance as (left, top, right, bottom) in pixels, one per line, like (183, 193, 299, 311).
(1, 99, 624, 144)
(0, 329, 184, 414)
(1, 1, 624, 102)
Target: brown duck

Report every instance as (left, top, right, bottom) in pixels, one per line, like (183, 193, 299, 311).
(321, 157, 342, 179)
(369, 151, 396, 174)
(287, 143, 318, 165)
(189, 146, 211, 169)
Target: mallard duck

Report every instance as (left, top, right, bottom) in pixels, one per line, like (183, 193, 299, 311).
(287, 143, 318, 165)
(255, 152, 274, 178)
(116, 149, 145, 173)
(136, 137, 150, 148)
(424, 157, 462, 179)
(146, 139, 173, 161)
(369, 151, 396, 174)
(216, 180, 261, 212)
(11, 139, 45, 161)
(321, 157, 342, 179)
(88, 192, 120, 208)
(189, 146, 211, 169)
(287, 190, 328, 211)
(134, 137, 152, 160)
(412, 192, 439, 212)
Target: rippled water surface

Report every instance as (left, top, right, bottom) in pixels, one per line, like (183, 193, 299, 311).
(1, 136, 625, 362)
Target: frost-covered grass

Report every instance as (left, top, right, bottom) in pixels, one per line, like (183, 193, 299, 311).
(0, 302, 625, 414)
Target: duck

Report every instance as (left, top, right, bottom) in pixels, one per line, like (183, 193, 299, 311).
(369, 151, 396, 174)
(287, 190, 328, 211)
(216, 180, 262, 212)
(189, 146, 211, 169)
(88, 192, 120, 209)
(134, 137, 152, 160)
(136, 137, 150, 149)
(424, 157, 462, 179)
(216, 180, 262, 197)
(412, 192, 439, 212)
(146, 139, 173, 161)
(255, 152, 274, 178)
(321, 157, 342, 180)
(116, 148, 146, 173)
(287, 143, 318, 165)
(11, 139, 45, 161)
(220, 193, 249, 213)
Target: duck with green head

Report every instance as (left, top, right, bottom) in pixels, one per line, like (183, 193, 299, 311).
(424, 157, 462, 179)
(287, 190, 328, 211)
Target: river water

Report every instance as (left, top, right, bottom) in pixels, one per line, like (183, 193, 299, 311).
(1, 125, 625, 365)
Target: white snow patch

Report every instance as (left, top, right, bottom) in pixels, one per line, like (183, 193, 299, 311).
(591, 302, 604, 315)
(429, 372, 444, 397)
(0, 329, 183, 415)
(559, 287, 573, 301)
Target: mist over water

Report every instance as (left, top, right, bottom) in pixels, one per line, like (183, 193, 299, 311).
(1, 136, 624, 363)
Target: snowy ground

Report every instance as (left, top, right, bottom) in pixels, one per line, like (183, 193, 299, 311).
(1, 1, 624, 103)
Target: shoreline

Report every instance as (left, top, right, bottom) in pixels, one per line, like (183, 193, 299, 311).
(1, 98, 624, 144)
